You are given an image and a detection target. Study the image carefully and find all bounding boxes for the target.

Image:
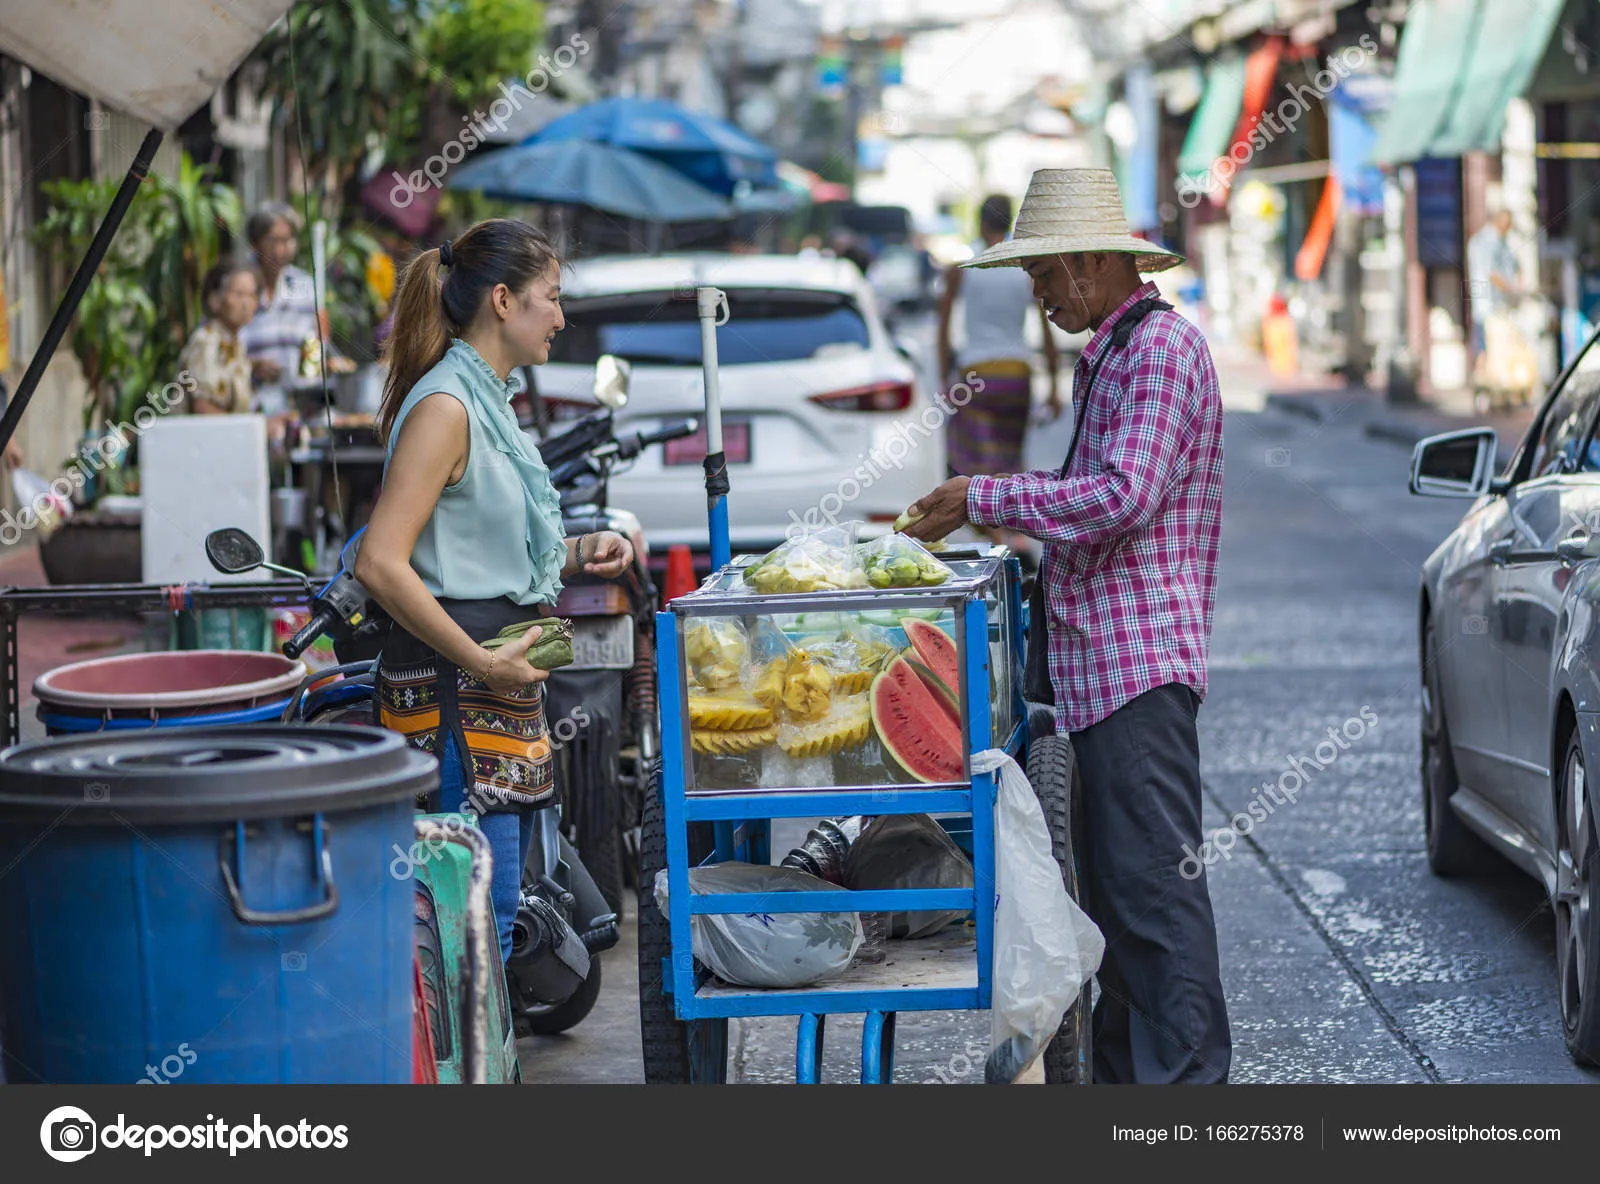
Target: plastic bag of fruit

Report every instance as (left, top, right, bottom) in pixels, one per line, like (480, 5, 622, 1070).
(683, 616, 749, 690)
(739, 524, 866, 594)
(856, 533, 952, 589)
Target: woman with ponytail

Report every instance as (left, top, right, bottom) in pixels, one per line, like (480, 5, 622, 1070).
(356, 219, 634, 962)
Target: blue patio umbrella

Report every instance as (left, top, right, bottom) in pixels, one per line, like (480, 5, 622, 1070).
(446, 138, 731, 222)
(528, 97, 779, 196)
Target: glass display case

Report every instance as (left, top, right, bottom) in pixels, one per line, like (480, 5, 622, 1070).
(662, 546, 1024, 795)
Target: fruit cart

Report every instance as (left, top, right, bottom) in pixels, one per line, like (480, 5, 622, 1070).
(636, 543, 1091, 1084)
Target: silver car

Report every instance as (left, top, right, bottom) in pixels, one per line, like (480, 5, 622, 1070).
(1411, 337, 1600, 1064)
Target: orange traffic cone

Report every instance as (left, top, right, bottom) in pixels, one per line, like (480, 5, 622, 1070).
(664, 544, 698, 602)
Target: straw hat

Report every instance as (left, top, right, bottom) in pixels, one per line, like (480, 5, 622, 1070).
(962, 168, 1183, 273)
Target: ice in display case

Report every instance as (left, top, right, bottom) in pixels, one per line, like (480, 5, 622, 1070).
(662, 546, 1025, 795)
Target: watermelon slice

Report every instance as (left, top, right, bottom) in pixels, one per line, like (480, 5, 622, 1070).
(870, 656, 963, 783)
(903, 619, 959, 697)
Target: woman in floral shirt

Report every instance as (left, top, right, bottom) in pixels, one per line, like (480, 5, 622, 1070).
(178, 260, 260, 414)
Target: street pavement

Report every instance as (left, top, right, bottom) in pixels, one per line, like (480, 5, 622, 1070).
(522, 332, 1599, 1085)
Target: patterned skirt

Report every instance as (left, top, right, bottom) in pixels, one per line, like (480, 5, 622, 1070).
(377, 656, 555, 812)
(946, 359, 1033, 478)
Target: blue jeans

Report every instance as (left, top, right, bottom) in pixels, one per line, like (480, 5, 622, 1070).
(437, 732, 536, 963)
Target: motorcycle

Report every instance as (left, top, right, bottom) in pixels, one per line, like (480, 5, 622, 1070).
(531, 355, 698, 915)
(203, 520, 621, 1044)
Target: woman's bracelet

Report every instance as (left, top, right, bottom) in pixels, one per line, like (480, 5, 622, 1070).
(577, 533, 592, 565)
(479, 647, 498, 683)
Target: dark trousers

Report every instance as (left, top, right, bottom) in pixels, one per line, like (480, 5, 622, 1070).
(1070, 683, 1231, 1083)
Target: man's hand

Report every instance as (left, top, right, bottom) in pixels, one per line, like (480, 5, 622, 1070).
(2, 438, 21, 469)
(581, 530, 634, 578)
(252, 358, 282, 383)
(900, 476, 971, 543)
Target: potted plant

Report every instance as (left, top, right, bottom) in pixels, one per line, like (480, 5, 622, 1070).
(29, 156, 241, 584)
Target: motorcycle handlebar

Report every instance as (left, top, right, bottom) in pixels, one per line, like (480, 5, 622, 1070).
(284, 605, 338, 660)
(614, 418, 700, 461)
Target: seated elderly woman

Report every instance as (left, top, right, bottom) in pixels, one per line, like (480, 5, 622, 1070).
(177, 259, 261, 415)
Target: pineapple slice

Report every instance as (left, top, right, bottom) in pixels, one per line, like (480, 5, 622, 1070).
(778, 695, 871, 758)
(687, 690, 775, 732)
(691, 725, 778, 755)
(781, 649, 833, 722)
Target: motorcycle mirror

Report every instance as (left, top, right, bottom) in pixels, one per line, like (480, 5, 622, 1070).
(593, 354, 631, 409)
(205, 527, 266, 574)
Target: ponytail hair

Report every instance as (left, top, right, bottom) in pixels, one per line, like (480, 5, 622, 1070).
(378, 218, 562, 442)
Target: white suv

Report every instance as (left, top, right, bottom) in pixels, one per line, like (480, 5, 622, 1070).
(536, 253, 948, 558)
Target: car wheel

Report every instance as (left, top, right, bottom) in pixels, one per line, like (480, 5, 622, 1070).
(1556, 731, 1600, 1064)
(1421, 616, 1495, 875)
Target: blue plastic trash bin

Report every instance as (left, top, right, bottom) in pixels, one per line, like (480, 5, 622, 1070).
(0, 726, 436, 1083)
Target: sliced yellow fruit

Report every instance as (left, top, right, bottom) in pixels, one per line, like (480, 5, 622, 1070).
(691, 725, 778, 755)
(778, 695, 872, 758)
(687, 691, 775, 731)
(831, 670, 874, 695)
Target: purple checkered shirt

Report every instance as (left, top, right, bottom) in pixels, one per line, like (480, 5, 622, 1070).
(966, 282, 1224, 734)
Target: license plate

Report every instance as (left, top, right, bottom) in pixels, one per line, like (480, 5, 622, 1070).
(664, 420, 750, 466)
(567, 615, 636, 669)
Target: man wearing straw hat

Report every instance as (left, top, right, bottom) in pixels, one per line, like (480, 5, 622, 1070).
(904, 168, 1229, 1083)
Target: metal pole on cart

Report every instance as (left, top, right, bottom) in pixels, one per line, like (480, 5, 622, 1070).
(696, 286, 732, 569)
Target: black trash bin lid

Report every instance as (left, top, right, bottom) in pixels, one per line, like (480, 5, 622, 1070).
(0, 726, 438, 824)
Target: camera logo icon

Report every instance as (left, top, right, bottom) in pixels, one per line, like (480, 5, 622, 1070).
(84, 782, 110, 803)
(282, 951, 308, 972)
(1463, 615, 1488, 636)
(1265, 448, 1291, 468)
(84, 110, 110, 132)
(40, 1105, 97, 1163)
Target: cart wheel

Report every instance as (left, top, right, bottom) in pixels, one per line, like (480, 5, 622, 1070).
(1026, 733, 1094, 1084)
(637, 759, 729, 1083)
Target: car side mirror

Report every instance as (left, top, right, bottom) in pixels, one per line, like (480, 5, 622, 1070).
(892, 335, 917, 363)
(1410, 428, 1499, 498)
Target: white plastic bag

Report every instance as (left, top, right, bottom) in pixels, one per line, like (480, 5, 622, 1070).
(974, 748, 1104, 1082)
(653, 862, 864, 989)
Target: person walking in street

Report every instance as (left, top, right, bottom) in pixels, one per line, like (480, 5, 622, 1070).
(1467, 206, 1521, 359)
(936, 193, 1062, 559)
(177, 259, 261, 415)
(355, 220, 634, 963)
(902, 167, 1231, 1084)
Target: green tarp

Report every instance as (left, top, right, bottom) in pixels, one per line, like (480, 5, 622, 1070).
(1178, 56, 1248, 180)
(1372, 0, 1566, 164)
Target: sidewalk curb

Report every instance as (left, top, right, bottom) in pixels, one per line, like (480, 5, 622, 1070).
(1263, 393, 1327, 423)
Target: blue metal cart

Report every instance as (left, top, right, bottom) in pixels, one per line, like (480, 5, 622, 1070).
(637, 547, 1090, 1084)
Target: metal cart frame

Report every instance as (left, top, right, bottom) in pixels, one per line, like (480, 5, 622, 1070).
(648, 550, 1029, 1083)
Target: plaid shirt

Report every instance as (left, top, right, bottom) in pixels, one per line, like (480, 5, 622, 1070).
(967, 282, 1224, 733)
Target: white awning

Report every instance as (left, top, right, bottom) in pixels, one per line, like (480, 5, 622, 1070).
(0, 0, 295, 130)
